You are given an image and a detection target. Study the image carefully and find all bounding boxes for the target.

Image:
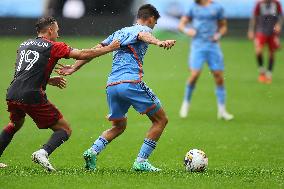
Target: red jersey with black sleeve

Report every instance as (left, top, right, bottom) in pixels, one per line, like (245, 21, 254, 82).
(254, 0, 283, 35)
(6, 37, 72, 104)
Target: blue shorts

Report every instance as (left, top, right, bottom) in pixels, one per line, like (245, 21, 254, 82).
(106, 81, 161, 121)
(189, 48, 224, 71)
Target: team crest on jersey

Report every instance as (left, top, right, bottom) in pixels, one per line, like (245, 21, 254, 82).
(260, 3, 277, 15)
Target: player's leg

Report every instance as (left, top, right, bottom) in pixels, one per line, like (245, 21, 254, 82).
(128, 82, 167, 171)
(266, 35, 280, 84)
(266, 50, 275, 84)
(208, 49, 233, 121)
(101, 120, 127, 141)
(83, 84, 130, 171)
(211, 71, 233, 120)
(180, 50, 205, 118)
(255, 33, 266, 83)
(133, 108, 168, 172)
(83, 119, 127, 171)
(0, 102, 26, 167)
(0, 120, 25, 157)
(0, 120, 25, 168)
(43, 118, 71, 155)
(29, 101, 71, 171)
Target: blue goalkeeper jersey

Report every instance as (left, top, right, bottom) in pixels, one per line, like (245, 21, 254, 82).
(186, 1, 225, 50)
(101, 24, 153, 86)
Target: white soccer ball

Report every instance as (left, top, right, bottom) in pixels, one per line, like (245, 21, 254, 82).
(184, 149, 208, 172)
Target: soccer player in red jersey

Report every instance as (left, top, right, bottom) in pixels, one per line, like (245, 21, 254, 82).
(0, 17, 120, 171)
(248, 0, 283, 84)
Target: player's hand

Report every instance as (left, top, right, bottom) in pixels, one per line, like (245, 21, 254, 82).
(186, 28, 197, 37)
(55, 63, 77, 76)
(94, 43, 104, 49)
(248, 31, 254, 40)
(211, 33, 222, 42)
(274, 23, 282, 35)
(108, 40, 121, 50)
(48, 76, 67, 89)
(158, 40, 176, 50)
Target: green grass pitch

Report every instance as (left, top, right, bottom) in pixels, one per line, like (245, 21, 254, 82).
(0, 35, 283, 188)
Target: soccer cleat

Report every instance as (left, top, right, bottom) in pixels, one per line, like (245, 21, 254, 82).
(258, 73, 266, 83)
(32, 149, 56, 172)
(179, 101, 190, 118)
(133, 160, 161, 172)
(83, 148, 97, 171)
(0, 163, 7, 168)
(217, 111, 234, 121)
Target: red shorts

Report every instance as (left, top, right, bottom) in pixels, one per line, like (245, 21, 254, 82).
(255, 33, 281, 51)
(7, 101, 63, 129)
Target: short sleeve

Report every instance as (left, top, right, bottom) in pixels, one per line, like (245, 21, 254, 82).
(114, 26, 152, 46)
(51, 42, 72, 59)
(217, 5, 225, 20)
(254, 2, 260, 16)
(186, 5, 194, 18)
(119, 29, 145, 46)
(277, 1, 283, 15)
(101, 33, 114, 46)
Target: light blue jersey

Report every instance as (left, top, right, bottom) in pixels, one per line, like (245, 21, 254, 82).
(186, 1, 225, 50)
(186, 1, 225, 71)
(101, 24, 161, 120)
(101, 24, 152, 86)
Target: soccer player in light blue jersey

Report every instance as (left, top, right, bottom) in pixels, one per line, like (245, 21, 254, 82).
(178, 0, 233, 121)
(58, 4, 176, 172)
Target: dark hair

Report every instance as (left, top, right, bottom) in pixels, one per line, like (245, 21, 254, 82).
(195, 0, 201, 4)
(137, 4, 160, 20)
(35, 16, 57, 33)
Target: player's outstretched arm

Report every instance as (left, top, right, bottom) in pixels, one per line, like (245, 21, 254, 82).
(56, 59, 91, 76)
(68, 40, 120, 60)
(56, 40, 120, 76)
(138, 32, 176, 50)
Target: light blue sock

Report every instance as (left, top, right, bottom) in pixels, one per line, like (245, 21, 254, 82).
(137, 138, 157, 162)
(184, 83, 195, 102)
(215, 86, 226, 105)
(91, 136, 108, 155)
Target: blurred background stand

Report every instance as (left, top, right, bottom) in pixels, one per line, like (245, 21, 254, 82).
(0, 0, 283, 37)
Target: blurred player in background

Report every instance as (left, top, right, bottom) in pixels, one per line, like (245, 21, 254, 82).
(248, 0, 283, 84)
(0, 16, 119, 171)
(58, 4, 176, 172)
(178, 0, 233, 120)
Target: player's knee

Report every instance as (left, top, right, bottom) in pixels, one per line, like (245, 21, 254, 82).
(156, 115, 168, 128)
(189, 74, 199, 84)
(4, 123, 17, 134)
(7, 118, 25, 134)
(64, 124, 72, 137)
(215, 77, 223, 85)
(255, 48, 262, 55)
(113, 119, 127, 127)
(213, 73, 223, 85)
(163, 115, 168, 126)
(59, 120, 72, 137)
(116, 125, 126, 134)
(111, 120, 127, 134)
(67, 127, 72, 137)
